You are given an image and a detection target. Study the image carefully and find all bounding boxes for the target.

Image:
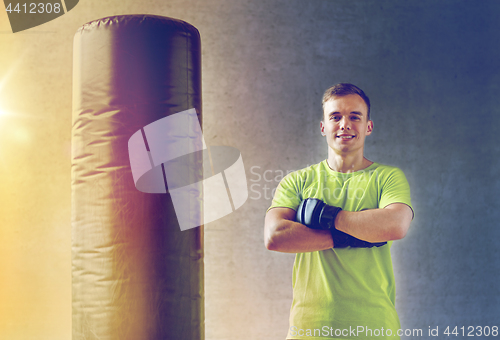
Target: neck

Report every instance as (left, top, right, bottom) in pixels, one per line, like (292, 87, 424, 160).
(326, 149, 372, 173)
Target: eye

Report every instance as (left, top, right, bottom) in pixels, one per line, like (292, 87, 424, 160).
(351, 116, 361, 121)
(330, 115, 340, 121)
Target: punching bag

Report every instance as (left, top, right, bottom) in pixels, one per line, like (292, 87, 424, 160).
(71, 15, 203, 340)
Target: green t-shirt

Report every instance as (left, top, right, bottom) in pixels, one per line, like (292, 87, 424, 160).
(269, 161, 413, 340)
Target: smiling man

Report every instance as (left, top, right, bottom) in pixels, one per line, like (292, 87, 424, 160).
(265, 83, 414, 339)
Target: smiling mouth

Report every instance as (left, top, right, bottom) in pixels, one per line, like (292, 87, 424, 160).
(337, 135, 355, 139)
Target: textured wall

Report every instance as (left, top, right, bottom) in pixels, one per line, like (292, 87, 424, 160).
(0, 1, 498, 339)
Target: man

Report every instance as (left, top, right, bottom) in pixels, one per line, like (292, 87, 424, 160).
(264, 83, 413, 339)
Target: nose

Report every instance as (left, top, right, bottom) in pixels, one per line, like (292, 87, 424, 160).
(339, 116, 350, 130)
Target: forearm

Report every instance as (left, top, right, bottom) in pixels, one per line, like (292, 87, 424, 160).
(265, 209, 333, 253)
(335, 204, 412, 243)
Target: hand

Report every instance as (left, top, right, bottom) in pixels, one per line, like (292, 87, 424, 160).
(296, 198, 386, 248)
(295, 198, 349, 248)
(295, 198, 341, 230)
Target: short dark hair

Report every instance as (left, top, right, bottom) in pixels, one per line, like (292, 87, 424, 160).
(322, 83, 371, 120)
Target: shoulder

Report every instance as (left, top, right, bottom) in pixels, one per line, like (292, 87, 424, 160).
(274, 161, 326, 199)
(280, 161, 327, 186)
(371, 163, 413, 210)
(370, 162, 401, 172)
(369, 163, 408, 181)
(268, 161, 325, 212)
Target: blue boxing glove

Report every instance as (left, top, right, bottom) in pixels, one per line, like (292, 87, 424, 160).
(296, 198, 386, 248)
(295, 198, 348, 248)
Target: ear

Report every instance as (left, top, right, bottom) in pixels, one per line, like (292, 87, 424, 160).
(366, 120, 373, 135)
(320, 120, 326, 136)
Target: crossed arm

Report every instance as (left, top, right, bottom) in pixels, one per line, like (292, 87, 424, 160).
(264, 203, 413, 253)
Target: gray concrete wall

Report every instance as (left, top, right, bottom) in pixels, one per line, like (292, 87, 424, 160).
(0, 0, 498, 339)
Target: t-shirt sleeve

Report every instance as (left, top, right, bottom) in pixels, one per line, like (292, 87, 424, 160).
(267, 172, 303, 212)
(379, 167, 414, 217)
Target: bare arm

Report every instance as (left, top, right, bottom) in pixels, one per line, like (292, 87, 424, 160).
(264, 207, 333, 253)
(335, 203, 413, 243)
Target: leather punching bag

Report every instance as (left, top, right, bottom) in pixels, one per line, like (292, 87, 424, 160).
(71, 15, 204, 340)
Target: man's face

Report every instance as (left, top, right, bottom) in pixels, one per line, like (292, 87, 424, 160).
(320, 94, 373, 156)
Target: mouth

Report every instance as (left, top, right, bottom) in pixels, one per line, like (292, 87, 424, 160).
(336, 135, 355, 140)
